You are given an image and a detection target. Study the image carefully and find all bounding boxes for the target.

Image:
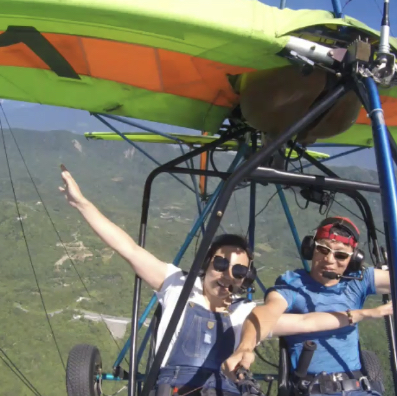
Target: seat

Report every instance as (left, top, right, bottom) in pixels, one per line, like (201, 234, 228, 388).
(276, 337, 385, 396)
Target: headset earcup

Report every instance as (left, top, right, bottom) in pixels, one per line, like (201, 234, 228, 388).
(242, 265, 257, 289)
(347, 248, 365, 272)
(199, 255, 211, 277)
(301, 236, 315, 260)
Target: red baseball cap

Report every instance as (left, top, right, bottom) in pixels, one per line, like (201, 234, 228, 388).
(315, 217, 359, 248)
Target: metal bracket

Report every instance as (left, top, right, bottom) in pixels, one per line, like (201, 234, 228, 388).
(372, 52, 396, 87)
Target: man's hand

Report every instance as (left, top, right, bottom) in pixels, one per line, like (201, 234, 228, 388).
(370, 301, 393, 319)
(222, 350, 255, 381)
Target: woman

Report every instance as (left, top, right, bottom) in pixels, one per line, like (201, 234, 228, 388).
(59, 165, 392, 396)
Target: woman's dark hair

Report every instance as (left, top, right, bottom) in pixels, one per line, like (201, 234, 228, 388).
(199, 234, 253, 277)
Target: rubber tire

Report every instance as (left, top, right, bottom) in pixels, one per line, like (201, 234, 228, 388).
(361, 350, 383, 382)
(361, 350, 385, 394)
(66, 344, 102, 396)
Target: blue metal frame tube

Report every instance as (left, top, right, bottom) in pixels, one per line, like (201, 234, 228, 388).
(255, 276, 267, 295)
(95, 114, 207, 231)
(93, 114, 195, 193)
(363, 76, 397, 329)
(112, 144, 248, 369)
(248, 134, 257, 300)
(101, 374, 123, 381)
(331, 0, 343, 18)
(94, 114, 204, 233)
(276, 185, 310, 272)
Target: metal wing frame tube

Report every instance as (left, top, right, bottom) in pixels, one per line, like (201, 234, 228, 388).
(167, 167, 380, 193)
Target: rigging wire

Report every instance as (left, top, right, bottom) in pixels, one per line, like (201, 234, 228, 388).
(288, 150, 383, 263)
(286, 186, 308, 211)
(332, 197, 383, 265)
(0, 356, 41, 396)
(0, 348, 43, 396)
(245, 188, 282, 238)
(332, 198, 385, 235)
(342, 0, 354, 11)
(0, 117, 66, 371)
(93, 113, 196, 194)
(255, 188, 283, 219)
(371, 0, 396, 36)
(323, 192, 335, 217)
(0, 352, 43, 396)
(186, 151, 206, 236)
(234, 193, 244, 235)
(0, 104, 128, 365)
(254, 346, 279, 369)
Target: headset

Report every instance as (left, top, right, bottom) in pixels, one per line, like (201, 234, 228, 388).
(300, 216, 365, 273)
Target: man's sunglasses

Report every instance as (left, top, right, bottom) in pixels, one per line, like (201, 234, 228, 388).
(314, 241, 353, 261)
(212, 255, 249, 279)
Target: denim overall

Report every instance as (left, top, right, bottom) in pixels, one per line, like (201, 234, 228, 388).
(156, 301, 240, 395)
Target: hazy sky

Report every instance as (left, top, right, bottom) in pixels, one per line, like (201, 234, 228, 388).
(261, 0, 396, 33)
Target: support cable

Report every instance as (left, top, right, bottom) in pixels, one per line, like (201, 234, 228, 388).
(0, 117, 66, 371)
(0, 104, 128, 364)
(0, 348, 43, 396)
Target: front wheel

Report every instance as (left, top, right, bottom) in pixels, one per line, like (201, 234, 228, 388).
(66, 344, 102, 396)
(361, 350, 385, 394)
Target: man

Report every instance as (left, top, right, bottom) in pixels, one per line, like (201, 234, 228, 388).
(223, 217, 391, 395)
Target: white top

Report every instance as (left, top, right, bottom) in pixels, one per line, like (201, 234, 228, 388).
(155, 264, 257, 367)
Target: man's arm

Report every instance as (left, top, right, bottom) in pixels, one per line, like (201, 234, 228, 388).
(272, 301, 393, 336)
(374, 268, 391, 295)
(222, 291, 288, 376)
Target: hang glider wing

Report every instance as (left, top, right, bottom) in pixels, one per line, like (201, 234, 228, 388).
(0, 0, 395, 143)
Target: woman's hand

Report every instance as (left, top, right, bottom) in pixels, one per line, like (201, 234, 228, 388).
(59, 164, 88, 208)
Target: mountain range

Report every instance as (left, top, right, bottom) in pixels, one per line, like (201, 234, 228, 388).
(0, 99, 379, 170)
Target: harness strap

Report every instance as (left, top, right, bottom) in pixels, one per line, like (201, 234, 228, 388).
(293, 370, 373, 396)
(300, 369, 363, 382)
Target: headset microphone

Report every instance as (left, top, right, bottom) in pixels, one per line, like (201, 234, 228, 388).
(228, 285, 244, 294)
(322, 271, 363, 281)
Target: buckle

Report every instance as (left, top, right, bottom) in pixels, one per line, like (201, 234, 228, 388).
(359, 376, 372, 391)
(318, 373, 341, 394)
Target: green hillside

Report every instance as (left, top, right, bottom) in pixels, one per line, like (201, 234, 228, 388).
(0, 128, 393, 396)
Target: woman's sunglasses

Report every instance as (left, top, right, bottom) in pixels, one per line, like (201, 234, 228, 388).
(314, 241, 353, 261)
(212, 255, 249, 279)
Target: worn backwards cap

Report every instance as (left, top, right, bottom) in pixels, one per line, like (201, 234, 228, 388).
(314, 216, 359, 248)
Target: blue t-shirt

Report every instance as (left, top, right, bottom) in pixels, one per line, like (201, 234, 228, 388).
(267, 268, 376, 374)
